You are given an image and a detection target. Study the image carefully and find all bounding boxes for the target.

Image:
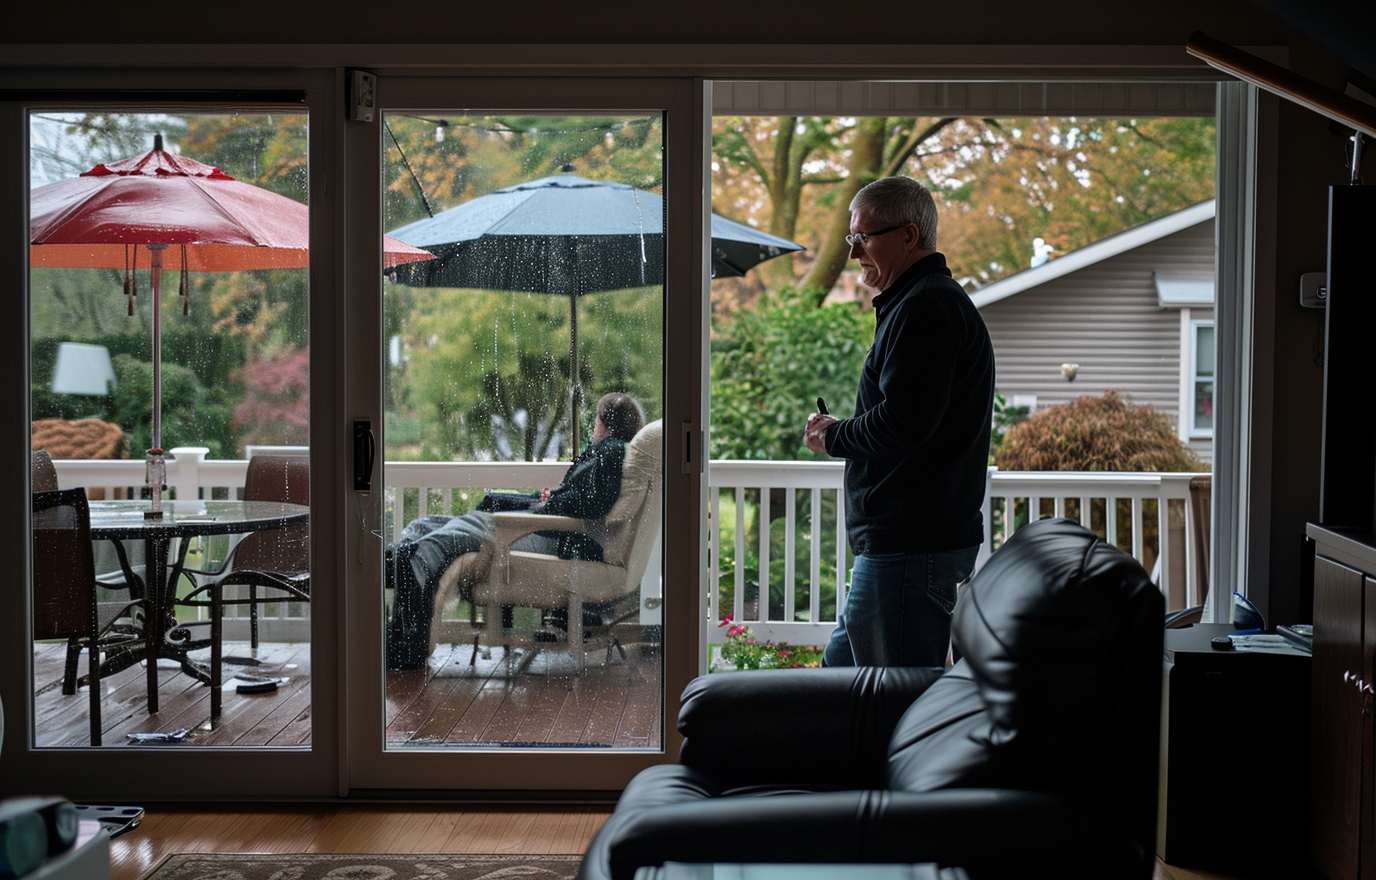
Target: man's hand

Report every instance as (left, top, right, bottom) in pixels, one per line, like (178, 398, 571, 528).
(805, 413, 838, 455)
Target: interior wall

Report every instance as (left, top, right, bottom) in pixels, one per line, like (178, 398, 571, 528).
(1259, 41, 1359, 627)
(0, 0, 1314, 50)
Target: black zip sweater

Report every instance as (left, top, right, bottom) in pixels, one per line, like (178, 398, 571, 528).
(824, 252, 995, 555)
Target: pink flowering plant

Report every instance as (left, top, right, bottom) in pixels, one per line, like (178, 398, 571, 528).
(710, 615, 824, 671)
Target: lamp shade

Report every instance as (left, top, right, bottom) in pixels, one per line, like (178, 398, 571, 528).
(50, 342, 116, 396)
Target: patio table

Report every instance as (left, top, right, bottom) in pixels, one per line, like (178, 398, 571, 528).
(87, 498, 309, 715)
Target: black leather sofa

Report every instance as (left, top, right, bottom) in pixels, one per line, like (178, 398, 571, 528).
(577, 517, 1165, 880)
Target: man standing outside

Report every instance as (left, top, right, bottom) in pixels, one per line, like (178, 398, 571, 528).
(804, 176, 995, 667)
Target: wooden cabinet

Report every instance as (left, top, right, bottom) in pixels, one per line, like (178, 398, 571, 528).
(1308, 524, 1376, 880)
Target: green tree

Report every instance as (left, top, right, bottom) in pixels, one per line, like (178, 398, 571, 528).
(382, 114, 668, 462)
(708, 289, 870, 631)
(399, 286, 662, 462)
(710, 287, 871, 461)
(107, 353, 237, 457)
(710, 114, 1216, 306)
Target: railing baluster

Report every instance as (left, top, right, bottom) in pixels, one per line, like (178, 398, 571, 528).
(1184, 496, 1199, 607)
(809, 486, 822, 625)
(783, 488, 797, 624)
(390, 488, 405, 543)
(835, 487, 847, 610)
(1156, 497, 1170, 598)
(734, 486, 746, 622)
(1132, 497, 1144, 565)
(760, 485, 772, 623)
(710, 486, 723, 625)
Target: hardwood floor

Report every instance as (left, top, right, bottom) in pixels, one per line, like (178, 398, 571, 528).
(107, 804, 1247, 880)
(108, 804, 614, 880)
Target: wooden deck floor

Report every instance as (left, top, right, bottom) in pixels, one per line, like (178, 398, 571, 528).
(33, 638, 662, 749)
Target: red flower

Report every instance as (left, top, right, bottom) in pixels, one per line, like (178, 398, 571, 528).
(727, 624, 748, 638)
(717, 615, 733, 627)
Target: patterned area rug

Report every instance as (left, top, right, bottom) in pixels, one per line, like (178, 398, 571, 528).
(146, 853, 583, 880)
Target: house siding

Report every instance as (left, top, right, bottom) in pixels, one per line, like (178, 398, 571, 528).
(979, 220, 1215, 463)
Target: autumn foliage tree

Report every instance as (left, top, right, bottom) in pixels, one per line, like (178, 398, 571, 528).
(232, 346, 310, 448)
(710, 115, 1216, 312)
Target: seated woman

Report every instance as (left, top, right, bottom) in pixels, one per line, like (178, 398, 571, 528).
(386, 393, 646, 669)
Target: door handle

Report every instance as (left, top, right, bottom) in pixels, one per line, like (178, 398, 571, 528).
(353, 419, 375, 490)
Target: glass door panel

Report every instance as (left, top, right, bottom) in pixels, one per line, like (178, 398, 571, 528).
(379, 110, 665, 752)
(28, 108, 312, 749)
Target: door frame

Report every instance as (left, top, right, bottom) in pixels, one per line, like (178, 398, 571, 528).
(340, 74, 708, 794)
(0, 67, 343, 799)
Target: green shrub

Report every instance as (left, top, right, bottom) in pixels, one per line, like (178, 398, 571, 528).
(994, 390, 1207, 472)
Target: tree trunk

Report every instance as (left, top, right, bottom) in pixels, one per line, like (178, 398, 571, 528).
(800, 117, 887, 302)
(764, 118, 803, 289)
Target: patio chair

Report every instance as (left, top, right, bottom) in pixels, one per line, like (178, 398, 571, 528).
(434, 419, 662, 673)
(33, 448, 146, 590)
(178, 454, 309, 716)
(32, 488, 146, 746)
(31, 449, 58, 493)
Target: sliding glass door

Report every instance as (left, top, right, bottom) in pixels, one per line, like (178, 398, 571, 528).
(343, 75, 706, 792)
(3, 71, 341, 799)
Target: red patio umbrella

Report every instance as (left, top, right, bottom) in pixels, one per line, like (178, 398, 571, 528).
(30, 134, 433, 513)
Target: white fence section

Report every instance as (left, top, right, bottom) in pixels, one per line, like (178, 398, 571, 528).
(705, 462, 1206, 652)
(49, 452, 1205, 660)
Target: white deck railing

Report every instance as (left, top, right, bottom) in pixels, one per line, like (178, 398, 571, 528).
(706, 463, 1204, 649)
(48, 451, 1207, 659)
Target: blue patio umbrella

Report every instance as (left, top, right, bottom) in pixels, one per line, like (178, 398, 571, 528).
(387, 167, 803, 453)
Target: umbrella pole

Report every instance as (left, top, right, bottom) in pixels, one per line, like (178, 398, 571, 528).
(570, 294, 581, 459)
(145, 244, 168, 519)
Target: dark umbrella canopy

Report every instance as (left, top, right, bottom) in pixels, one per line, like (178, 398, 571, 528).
(387, 170, 803, 289)
(387, 169, 803, 454)
(708, 213, 807, 278)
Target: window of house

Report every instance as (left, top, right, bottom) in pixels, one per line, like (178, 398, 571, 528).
(1190, 319, 1215, 437)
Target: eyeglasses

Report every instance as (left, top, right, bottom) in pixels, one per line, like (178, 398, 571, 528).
(844, 224, 905, 248)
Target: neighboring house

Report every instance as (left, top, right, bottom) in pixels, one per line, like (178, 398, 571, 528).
(971, 200, 1216, 463)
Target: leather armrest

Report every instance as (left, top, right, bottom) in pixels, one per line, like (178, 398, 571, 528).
(676, 666, 944, 788)
(584, 788, 1142, 880)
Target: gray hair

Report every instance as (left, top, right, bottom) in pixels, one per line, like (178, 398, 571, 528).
(850, 176, 939, 250)
(597, 392, 645, 442)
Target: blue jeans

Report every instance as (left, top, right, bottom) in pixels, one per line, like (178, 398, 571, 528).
(823, 545, 980, 667)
